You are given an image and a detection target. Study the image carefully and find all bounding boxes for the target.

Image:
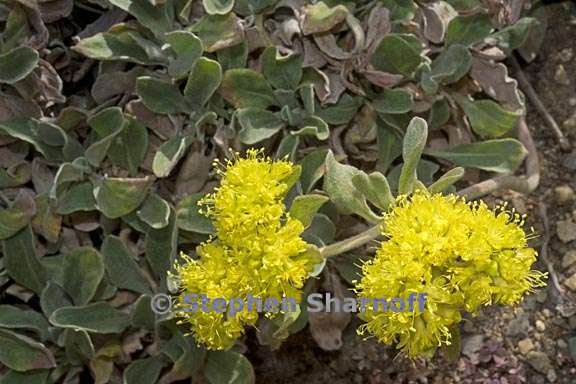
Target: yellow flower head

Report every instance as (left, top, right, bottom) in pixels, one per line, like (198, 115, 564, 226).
(174, 149, 316, 350)
(355, 192, 547, 357)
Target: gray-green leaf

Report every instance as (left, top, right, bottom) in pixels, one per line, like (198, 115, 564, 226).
(0, 47, 38, 84)
(176, 193, 215, 234)
(323, 151, 380, 223)
(94, 176, 154, 219)
(370, 33, 425, 76)
(0, 330, 56, 372)
(102, 235, 152, 294)
(398, 117, 428, 195)
(62, 247, 105, 305)
(136, 77, 191, 114)
(137, 193, 171, 229)
(454, 95, 521, 138)
(165, 31, 203, 79)
(427, 138, 528, 173)
(237, 108, 285, 144)
(205, 351, 255, 384)
(49, 303, 130, 334)
(221, 69, 277, 109)
(262, 47, 302, 90)
(445, 14, 492, 47)
(184, 57, 223, 109)
(289, 194, 329, 228)
(2, 226, 47, 294)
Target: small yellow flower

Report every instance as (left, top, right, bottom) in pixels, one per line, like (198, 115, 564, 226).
(355, 192, 547, 357)
(174, 149, 317, 350)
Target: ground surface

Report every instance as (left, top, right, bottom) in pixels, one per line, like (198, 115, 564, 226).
(248, 2, 576, 383)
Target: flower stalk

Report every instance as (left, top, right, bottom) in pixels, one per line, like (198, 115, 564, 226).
(319, 224, 383, 258)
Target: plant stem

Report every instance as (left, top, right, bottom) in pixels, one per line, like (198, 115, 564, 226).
(319, 224, 383, 258)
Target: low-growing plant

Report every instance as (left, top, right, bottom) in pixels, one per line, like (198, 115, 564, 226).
(0, 0, 549, 382)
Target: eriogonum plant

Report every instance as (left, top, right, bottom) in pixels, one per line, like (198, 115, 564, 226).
(0, 0, 551, 381)
(171, 117, 546, 359)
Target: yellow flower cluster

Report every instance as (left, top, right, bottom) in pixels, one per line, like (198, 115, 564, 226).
(355, 192, 547, 357)
(174, 149, 317, 350)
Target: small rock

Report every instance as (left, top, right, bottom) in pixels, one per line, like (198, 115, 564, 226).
(564, 273, 576, 291)
(512, 195, 528, 215)
(556, 219, 576, 243)
(554, 185, 575, 205)
(563, 114, 576, 131)
(557, 339, 568, 349)
(559, 48, 573, 62)
(562, 250, 576, 269)
(535, 319, 546, 332)
(462, 334, 485, 359)
(563, 151, 576, 170)
(518, 338, 535, 355)
(569, 337, 576, 362)
(569, 98, 576, 107)
(526, 351, 552, 373)
(554, 64, 570, 85)
(542, 309, 552, 317)
(506, 316, 530, 337)
(535, 290, 548, 303)
(547, 369, 557, 383)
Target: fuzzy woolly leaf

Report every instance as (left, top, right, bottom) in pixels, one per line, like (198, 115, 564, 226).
(0, 305, 50, 341)
(153, 136, 192, 178)
(454, 96, 521, 138)
(427, 139, 528, 173)
(0, 330, 56, 372)
(94, 176, 154, 219)
(323, 151, 380, 222)
(191, 13, 244, 52)
(0, 206, 31, 240)
(184, 57, 223, 109)
(137, 193, 171, 229)
(74, 31, 161, 64)
(124, 356, 166, 384)
(289, 194, 329, 228)
(108, 0, 174, 37)
(145, 208, 177, 279)
(176, 193, 215, 234)
(62, 247, 105, 305)
(398, 117, 428, 195)
(57, 182, 97, 214)
(301, 2, 348, 35)
(221, 69, 277, 109)
(428, 167, 465, 193)
(166, 31, 203, 79)
(205, 351, 255, 384)
(421, 44, 471, 95)
(370, 33, 425, 75)
(203, 0, 235, 15)
(445, 14, 492, 47)
(136, 77, 191, 114)
(0, 47, 38, 84)
(102, 236, 152, 294)
(2, 226, 47, 294)
(0, 369, 50, 384)
(237, 108, 285, 144)
(262, 47, 303, 90)
(372, 88, 414, 114)
(292, 116, 329, 141)
(489, 17, 539, 51)
(50, 303, 130, 334)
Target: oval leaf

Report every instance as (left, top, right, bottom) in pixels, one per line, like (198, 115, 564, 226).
(50, 303, 130, 334)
